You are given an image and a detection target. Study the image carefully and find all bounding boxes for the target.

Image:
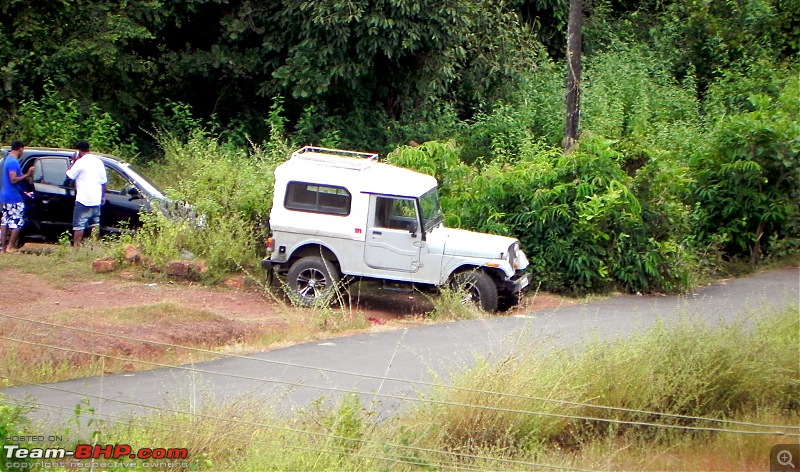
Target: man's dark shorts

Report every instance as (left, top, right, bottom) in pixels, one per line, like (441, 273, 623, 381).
(72, 202, 101, 231)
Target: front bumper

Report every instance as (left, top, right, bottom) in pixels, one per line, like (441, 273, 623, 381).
(503, 271, 530, 294)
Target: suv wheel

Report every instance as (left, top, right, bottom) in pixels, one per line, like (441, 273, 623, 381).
(286, 256, 341, 307)
(452, 271, 498, 312)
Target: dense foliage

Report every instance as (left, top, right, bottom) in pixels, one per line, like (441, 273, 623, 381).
(0, 0, 797, 292)
(0, 0, 534, 150)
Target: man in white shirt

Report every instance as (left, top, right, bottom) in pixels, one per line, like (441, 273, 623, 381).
(66, 141, 108, 244)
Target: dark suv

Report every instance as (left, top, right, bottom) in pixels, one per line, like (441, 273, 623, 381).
(1, 147, 166, 242)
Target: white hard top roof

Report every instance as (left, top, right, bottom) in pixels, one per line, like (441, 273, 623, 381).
(276, 146, 438, 197)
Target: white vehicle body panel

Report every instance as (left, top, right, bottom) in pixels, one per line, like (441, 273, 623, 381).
(265, 146, 530, 293)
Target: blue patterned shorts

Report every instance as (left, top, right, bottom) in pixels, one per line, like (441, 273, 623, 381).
(1, 202, 25, 230)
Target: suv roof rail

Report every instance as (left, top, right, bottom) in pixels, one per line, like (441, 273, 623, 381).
(291, 146, 380, 170)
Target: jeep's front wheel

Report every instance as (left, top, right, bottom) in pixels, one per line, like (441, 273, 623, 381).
(286, 256, 341, 307)
(452, 271, 499, 312)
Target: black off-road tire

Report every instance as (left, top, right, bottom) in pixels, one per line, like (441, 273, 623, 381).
(452, 270, 499, 312)
(497, 291, 522, 312)
(286, 256, 341, 307)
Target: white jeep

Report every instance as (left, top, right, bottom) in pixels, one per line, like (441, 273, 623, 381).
(261, 146, 530, 311)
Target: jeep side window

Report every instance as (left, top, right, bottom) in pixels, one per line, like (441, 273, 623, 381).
(375, 196, 418, 231)
(285, 181, 351, 215)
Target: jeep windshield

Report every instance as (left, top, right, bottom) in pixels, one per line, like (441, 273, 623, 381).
(420, 188, 443, 232)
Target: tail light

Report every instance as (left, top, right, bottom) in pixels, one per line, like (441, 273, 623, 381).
(266, 237, 274, 253)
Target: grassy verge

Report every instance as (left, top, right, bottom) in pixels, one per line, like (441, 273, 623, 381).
(410, 304, 798, 445)
(0, 302, 238, 387)
(0, 251, 416, 387)
(4, 241, 101, 285)
(3, 305, 795, 471)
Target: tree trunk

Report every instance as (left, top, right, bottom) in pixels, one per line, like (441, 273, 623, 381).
(564, 0, 582, 154)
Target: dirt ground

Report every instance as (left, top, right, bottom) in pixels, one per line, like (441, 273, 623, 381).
(0, 247, 573, 380)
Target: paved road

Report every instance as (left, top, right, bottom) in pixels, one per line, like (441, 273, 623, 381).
(3, 267, 798, 428)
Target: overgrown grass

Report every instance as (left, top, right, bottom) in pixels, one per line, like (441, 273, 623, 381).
(410, 306, 799, 456)
(5, 305, 794, 470)
(131, 131, 288, 278)
(425, 284, 485, 322)
(0, 303, 236, 387)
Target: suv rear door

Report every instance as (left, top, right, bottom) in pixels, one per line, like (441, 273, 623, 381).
(28, 156, 75, 238)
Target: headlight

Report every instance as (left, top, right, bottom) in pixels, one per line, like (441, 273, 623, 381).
(508, 242, 519, 269)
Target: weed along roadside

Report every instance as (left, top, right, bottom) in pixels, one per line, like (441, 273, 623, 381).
(0, 264, 797, 471)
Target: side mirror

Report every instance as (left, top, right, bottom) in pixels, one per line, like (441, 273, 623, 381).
(408, 221, 418, 234)
(127, 186, 142, 199)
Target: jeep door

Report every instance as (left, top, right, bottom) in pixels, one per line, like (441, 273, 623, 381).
(364, 195, 422, 272)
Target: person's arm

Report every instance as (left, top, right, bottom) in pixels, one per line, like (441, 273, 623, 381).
(101, 183, 106, 204)
(66, 157, 81, 180)
(8, 166, 33, 184)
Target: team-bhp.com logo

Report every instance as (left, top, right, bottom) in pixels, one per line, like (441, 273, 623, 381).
(4, 443, 188, 467)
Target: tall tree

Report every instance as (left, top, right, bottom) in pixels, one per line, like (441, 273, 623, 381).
(0, 0, 163, 127)
(2, 0, 537, 146)
(564, 0, 582, 152)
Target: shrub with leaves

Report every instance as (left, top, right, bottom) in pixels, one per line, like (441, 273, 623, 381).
(0, 399, 35, 468)
(457, 59, 565, 163)
(492, 137, 682, 293)
(581, 43, 704, 180)
(13, 80, 126, 153)
(390, 137, 692, 293)
(134, 130, 288, 275)
(691, 71, 800, 262)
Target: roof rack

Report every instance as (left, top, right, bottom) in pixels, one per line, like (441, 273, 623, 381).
(291, 146, 379, 170)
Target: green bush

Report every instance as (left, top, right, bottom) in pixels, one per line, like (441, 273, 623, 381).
(133, 131, 288, 275)
(13, 80, 127, 154)
(582, 43, 703, 173)
(458, 59, 564, 163)
(691, 70, 800, 262)
(390, 137, 693, 293)
(0, 399, 35, 469)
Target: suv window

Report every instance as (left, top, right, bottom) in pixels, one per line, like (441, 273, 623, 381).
(105, 166, 131, 194)
(33, 157, 70, 186)
(285, 181, 351, 215)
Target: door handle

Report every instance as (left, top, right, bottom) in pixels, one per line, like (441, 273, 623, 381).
(372, 230, 382, 235)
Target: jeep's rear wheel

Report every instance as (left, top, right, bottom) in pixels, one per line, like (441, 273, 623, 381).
(286, 256, 340, 307)
(452, 271, 498, 312)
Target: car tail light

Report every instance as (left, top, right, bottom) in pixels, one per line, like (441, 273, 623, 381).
(266, 237, 274, 252)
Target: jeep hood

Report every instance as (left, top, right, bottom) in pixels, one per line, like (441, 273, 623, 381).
(430, 227, 518, 259)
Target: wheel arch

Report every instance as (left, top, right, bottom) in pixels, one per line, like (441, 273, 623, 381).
(286, 243, 341, 270)
(447, 264, 506, 288)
